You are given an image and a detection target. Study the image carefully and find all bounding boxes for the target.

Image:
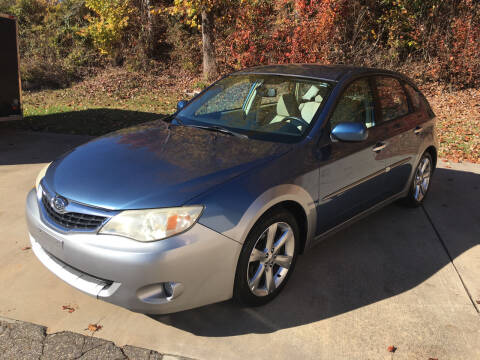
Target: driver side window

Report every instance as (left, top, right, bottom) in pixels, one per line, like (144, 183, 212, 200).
(330, 78, 375, 130)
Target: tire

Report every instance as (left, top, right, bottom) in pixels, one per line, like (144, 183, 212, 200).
(233, 208, 300, 306)
(401, 152, 433, 207)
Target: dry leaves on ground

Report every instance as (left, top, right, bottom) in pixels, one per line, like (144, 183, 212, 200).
(67, 67, 199, 106)
(387, 345, 397, 353)
(86, 323, 103, 333)
(421, 84, 480, 164)
(61, 305, 76, 313)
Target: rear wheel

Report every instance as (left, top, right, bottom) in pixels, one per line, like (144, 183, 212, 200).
(402, 152, 433, 207)
(234, 209, 299, 306)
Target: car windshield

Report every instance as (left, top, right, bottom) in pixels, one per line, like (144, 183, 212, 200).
(175, 74, 333, 142)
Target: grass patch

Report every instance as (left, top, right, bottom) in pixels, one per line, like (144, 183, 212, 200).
(1, 68, 199, 136)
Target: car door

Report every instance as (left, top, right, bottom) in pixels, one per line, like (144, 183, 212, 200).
(316, 77, 389, 235)
(373, 76, 425, 197)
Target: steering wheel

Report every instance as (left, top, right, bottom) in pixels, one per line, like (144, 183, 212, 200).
(280, 116, 310, 130)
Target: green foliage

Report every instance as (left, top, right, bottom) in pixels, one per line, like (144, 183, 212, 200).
(167, 0, 235, 29)
(6, 0, 97, 88)
(164, 18, 202, 72)
(80, 0, 134, 57)
(377, 0, 419, 59)
(0, 0, 15, 12)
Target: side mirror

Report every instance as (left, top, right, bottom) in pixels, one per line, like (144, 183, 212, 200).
(177, 100, 188, 111)
(331, 122, 368, 142)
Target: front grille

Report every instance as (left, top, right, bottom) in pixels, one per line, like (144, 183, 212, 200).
(41, 194, 106, 230)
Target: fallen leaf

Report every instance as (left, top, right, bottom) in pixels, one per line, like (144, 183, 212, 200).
(86, 323, 102, 332)
(21, 246, 31, 251)
(387, 345, 397, 353)
(62, 305, 76, 313)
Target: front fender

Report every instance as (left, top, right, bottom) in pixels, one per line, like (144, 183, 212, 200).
(194, 182, 317, 250)
(223, 184, 317, 247)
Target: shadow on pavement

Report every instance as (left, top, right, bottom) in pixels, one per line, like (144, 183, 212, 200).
(1, 108, 164, 136)
(0, 109, 165, 165)
(154, 167, 480, 337)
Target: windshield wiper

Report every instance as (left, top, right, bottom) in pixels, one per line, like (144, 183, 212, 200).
(184, 124, 249, 139)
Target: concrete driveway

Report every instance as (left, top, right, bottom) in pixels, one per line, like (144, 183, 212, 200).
(1, 130, 479, 359)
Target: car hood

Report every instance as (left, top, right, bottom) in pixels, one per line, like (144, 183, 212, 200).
(44, 121, 291, 210)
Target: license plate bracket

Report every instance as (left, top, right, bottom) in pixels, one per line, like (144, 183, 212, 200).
(33, 225, 63, 254)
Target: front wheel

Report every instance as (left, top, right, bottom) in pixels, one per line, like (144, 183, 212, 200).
(233, 209, 299, 306)
(402, 152, 433, 207)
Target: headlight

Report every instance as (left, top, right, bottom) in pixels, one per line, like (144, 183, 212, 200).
(35, 162, 51, 190)
(99, 206, 204, 242)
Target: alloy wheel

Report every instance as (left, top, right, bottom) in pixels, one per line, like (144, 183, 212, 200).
(413, 156, 431, 202)
(247, 222, 295, 297)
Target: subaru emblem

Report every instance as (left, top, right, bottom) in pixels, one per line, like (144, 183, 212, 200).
(51, 195, 68, 214)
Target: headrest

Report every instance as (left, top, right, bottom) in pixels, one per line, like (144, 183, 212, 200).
(302, 85, 320, 100)
(277, 94, 300, 117)
(315, 95, 323, 102)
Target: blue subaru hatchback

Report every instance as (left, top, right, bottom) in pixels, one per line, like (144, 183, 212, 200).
(27, 65, 437, 314)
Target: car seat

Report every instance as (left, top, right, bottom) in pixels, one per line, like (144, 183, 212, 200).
(270, 94, 301, 124)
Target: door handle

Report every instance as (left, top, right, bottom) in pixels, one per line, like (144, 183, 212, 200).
(372, 142, 386, 152)
(414, 126, 423, 135)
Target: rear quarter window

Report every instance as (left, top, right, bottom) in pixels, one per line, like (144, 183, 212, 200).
(404, 83, 421, 110)
(404, 83, 435, 117)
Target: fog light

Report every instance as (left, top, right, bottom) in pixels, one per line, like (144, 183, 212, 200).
(137, 282, 184, 304)
(137, 283, 166, 304)
(163, 282, 174, 297)
(164, 282, 184, 300)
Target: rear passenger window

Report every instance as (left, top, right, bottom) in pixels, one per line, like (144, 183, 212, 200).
(376, 77, 409, 122)
(330, 78, 375, 129)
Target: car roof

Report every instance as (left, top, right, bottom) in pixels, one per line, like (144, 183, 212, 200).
(233, 64, 405, 83)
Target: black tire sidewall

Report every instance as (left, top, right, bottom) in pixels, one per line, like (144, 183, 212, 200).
(233, 208, 300, 306)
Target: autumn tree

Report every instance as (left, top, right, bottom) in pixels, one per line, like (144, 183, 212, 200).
(81, 0, 134, 62)
(170, 0, 233, 80)
(135, 0, 157, 57)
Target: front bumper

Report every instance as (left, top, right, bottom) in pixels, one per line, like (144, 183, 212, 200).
(25, 188, 242, 314)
